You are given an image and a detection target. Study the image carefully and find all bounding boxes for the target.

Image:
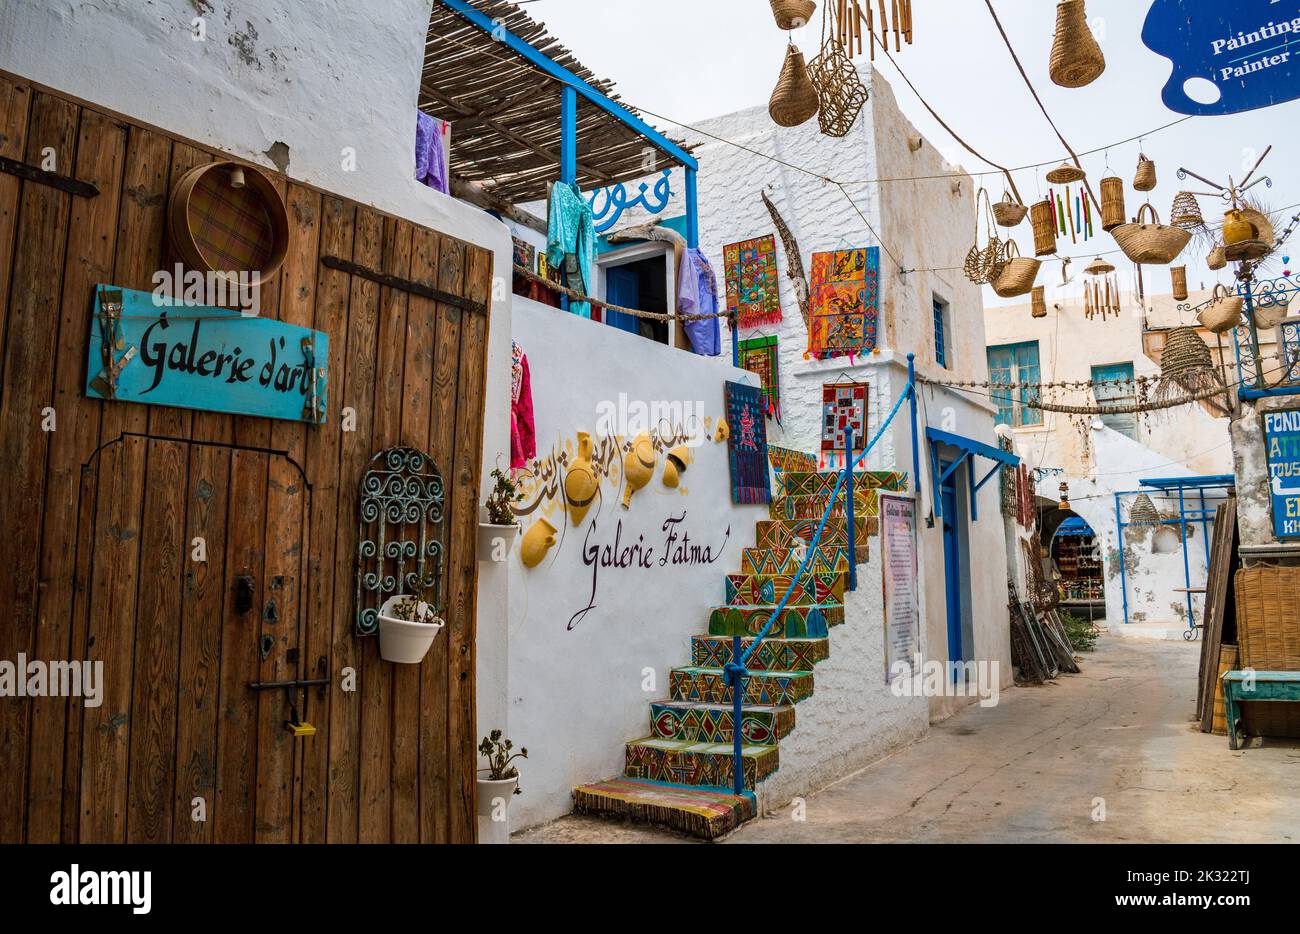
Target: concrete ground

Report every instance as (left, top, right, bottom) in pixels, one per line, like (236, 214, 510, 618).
(515, 636, 1300, 844)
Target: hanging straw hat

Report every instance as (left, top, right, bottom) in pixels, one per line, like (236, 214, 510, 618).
(1155, 326, 1220, 403)
(1084, 255, 1114, 276)
(1127, 493, 1161, 528)
(1045, 161, 1087, 184)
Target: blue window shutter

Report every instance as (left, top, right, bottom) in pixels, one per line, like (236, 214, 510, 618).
(1091, 362, 1137, 438)
(987, 341, 1041, 427)
(933, 299, 947, 369)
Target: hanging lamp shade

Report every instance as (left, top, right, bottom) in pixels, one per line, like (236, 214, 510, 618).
(1084, 255, 1114, 276)
(770, 0, 816, 30)
(769, 44, 820, 127)
(1171, 191, 1205, 230)
(1155, 326, 1219, 402)
(1127, 493, 1161, 528)
(1050, 0, 1105, 89)
(1099, 176, 1126, 231)
(1045, 161, 1087, 184)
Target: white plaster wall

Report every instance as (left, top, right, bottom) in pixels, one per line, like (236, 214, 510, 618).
(1, 0, 516, 757)
(507, 297, 761, 830)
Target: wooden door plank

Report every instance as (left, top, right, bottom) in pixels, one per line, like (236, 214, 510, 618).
(0, 75, 32, 408)
(0, 90, 78, 843)
(325, 205, 383, 842)
(298, 195, 355, 843)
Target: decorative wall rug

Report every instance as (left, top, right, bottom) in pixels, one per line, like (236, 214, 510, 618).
(737, 334, 782, 421)
(724, 380, 772, 505)
(767, 445, 818, 473)
(821, 382, 867, 469)
(723, 235, 783, 328)
(808, 247, 879, 360)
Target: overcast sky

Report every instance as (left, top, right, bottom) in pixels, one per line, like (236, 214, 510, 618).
(518, 0, 1300, 302)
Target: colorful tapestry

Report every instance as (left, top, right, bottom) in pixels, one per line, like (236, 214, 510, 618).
(808, 247, 880, 360)
(723, 235, 782, 328)
(512, 236, 536, 272)
(821, 382, 867, 470)
(767, 445, 817, 474)
(737, 335, 781, 421)
(725, 380, 772, 505)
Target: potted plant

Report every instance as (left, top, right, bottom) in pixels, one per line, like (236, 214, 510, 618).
(478, 465, 522, 562)
(377, 574, 444, 664)
(477, 729, 526, 818)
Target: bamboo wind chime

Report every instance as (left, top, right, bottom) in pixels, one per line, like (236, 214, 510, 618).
(845, 0, 914, 61)
(1083, 255, 1118, 320)
(1045, 162, 1093, 247)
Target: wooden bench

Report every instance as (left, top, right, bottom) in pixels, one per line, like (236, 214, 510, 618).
(1222, 670, 1300, 750)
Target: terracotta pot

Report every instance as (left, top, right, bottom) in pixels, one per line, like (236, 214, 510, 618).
(564, 431, 598, 526)
(520, 516, 557, 569)
(377, 595, 444, 664)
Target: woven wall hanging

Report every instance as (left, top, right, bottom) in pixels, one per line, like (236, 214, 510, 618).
(723, 234, 783, 327)
(821, 381, 867, 470)
(808, 247, 879, 360)
(725, 380, 773, 505)
(738, 334, 783, 421)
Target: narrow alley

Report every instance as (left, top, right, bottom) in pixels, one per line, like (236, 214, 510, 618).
(519, 636, 1300, 844)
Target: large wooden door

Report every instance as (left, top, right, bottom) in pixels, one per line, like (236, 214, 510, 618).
(0, 74, 491, 843)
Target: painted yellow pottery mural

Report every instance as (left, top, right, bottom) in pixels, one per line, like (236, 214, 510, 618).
(715, 420, 729, 443)
(564, 431, 599, 526)
(662, 444, 692, 489)
(520, 515, 558, 568)
(621, 433, 656, 508)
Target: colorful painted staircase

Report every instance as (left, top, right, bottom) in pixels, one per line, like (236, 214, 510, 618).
(572, 468, 907, 839)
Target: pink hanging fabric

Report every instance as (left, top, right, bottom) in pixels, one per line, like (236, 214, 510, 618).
(510, 340, 536, 471)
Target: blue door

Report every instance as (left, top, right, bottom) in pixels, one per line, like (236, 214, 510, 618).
(604, 265, 640, 334)
(940, 461, 963, 667)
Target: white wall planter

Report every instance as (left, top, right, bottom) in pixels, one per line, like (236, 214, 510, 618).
(377, 595, 444, 664)
(476, 773, 519, 817)
(477, 522, 520, 562)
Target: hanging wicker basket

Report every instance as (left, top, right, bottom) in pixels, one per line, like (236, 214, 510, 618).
(1170, 265, 1188, 301)
(769, 44, 820, 127)
(993, 190, 1028, 228)
(807, 38, 869, 138)
(1127, 493, 1161, 528)
(1255, 303, 1288, 330)
(770, 0, 817, 30)
(1155, 326, 1219, 402)
(1207, 244, 1227, 270)
(1045, 161, 1086, 185)
(1134, 153, 1157, 192)
(1170, 191, 1204, 229)
(1112, 203, 1191, 265)
(1050, 0, 1105, 88)
(1198, 283, 1243, 334)
(1099, 176, 1126, 231)
(1031, 285, 1047, 318)
(964, 189, 1007, 285)
(1084, 255, 1114, 276)
(1030, 199, 1058, 257)
(992, 241, 1042, 298)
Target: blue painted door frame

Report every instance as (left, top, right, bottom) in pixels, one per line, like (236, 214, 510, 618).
(939, 459, 964, 667)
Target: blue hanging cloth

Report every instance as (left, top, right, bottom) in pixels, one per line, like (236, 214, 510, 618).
(546, 182, 595, 318)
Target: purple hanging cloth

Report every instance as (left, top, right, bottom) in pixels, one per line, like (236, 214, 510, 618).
(415, 111, 449, 194)
(677, 248, 721, 356)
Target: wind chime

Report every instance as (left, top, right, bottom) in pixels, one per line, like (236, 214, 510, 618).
(1083, 255, 1119, 320)
(838, 0, 914, 61)
(1045, 162, 1094, 248)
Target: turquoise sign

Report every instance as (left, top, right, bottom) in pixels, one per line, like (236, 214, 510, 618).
(1143, 0, 1300, 115)
(86, 284, 328, 424)
(1264, 409, 1300, 539)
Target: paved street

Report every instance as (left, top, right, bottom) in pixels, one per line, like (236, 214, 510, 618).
(519, 636, 1300, 844)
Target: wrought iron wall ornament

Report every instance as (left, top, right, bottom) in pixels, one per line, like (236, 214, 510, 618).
(354, 447, 445, 636)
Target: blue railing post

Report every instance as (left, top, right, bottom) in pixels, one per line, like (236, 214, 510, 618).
(844, 424, 857, 592)
(907, 353, 921, 512)
(730, 634, 743, 795)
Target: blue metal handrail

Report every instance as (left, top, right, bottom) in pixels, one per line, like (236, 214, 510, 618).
(724, 366, 917, 794)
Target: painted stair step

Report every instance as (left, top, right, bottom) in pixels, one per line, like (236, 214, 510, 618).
(726, 571, 845, 606)
(692, 634, 828, 671)
(624, 737, 779, 791)
(572, 777, 756, 840)
(650, 700, 795, 745)
(708, 603, 843, 638)
(776, 469, 910, 497)
(742, 545, 854, 575)
(756, 517, 875, 554)
(771, 490, 878, 521)
(670, 665, 814, 705)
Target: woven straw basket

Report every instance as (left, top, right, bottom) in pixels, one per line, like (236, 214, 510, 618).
(1112, 203, 1190, 265)
(1030, 200, 1057, 257)
(1207, 245, 1227, 270)
(1198, 283, 1243, 333)
(1050, 0, 1105, 88)
(1210, 644, 1238, 736)
(992, 241, 1041, 298)
(1045, 161, 1086, 185)
(1134, 153, 1157, 191)
(993, 191, 1028, 228)
(769, 44, 819, 128)
(770, 0, 816, 30)
(1170, 265, 1188, 300)
(1031, 285, 1047, 318)
(1099, 176, 1126, 231)
(1235, 566, 1300, 671)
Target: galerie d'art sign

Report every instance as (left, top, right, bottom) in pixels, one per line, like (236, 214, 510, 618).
(86, 284, 328, 423)
(1264, 409, 1300, 539)
(1143, 0, 1300, 115)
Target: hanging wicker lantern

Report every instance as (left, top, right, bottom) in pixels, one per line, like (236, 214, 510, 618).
(1050, 0, 1105, 88)
(1084, 255, 1114, 276)
(1127, 493, 1161, 528)
(1170, 265, 1188, 301)
(1045, 161, 1087, 184)
(807, 38, 869, 138)
(1155, 326, 1220, 403)
(1031, 285, 1047, 318)
(1170, 191, 1204, 230)
(1031, 199, 1058, 256)
(1134, 153, 1157, 192)
(769, 44, 820, 127)
(770, 0, 817, 30)
(1100, 175, 1126, 231)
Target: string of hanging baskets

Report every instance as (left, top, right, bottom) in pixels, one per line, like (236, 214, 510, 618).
(768, 1, 870, 138)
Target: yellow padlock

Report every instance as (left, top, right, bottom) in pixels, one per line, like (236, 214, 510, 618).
(286, 720, 316, 737)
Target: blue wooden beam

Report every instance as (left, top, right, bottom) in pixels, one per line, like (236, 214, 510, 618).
(685, 168, 699, 249)
(436, 0, 698, 171)
(560, 85, 577, 185)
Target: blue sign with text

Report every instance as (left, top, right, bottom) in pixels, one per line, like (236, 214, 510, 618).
(1143, 0, 1300, 115)
(86, 284, 328, 424)
(1264, 409, 1300, 538)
